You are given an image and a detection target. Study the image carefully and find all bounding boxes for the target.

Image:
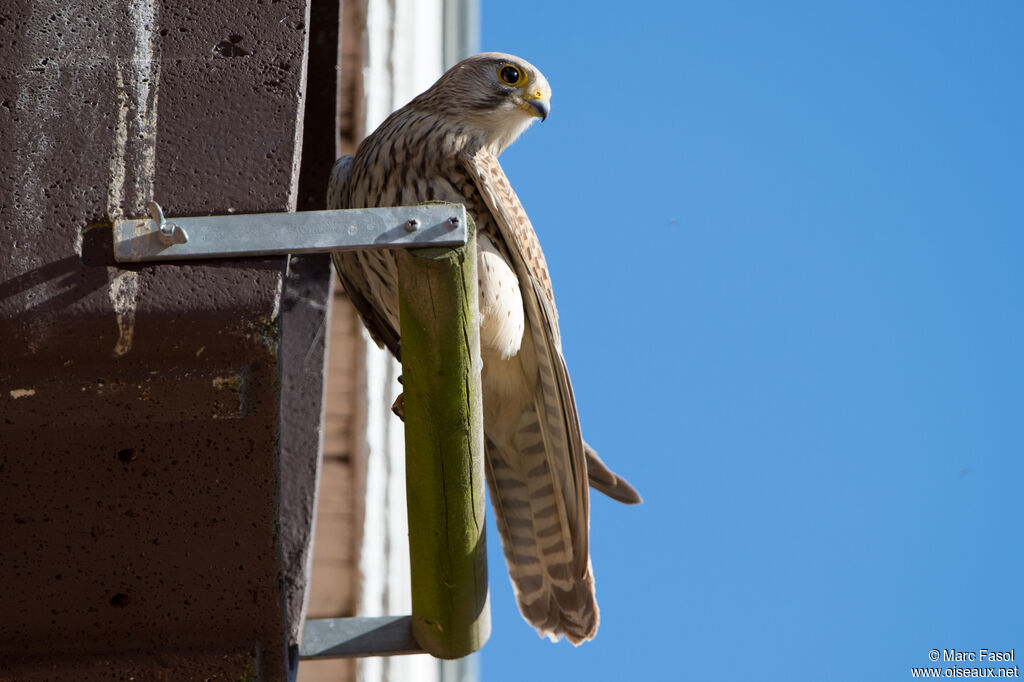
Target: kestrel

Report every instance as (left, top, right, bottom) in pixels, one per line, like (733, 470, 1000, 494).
(328, 52, 640, 644)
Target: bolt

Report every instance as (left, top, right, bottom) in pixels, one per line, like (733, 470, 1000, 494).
(155, 221, 176, 245)
(447, 216, 460, 229)
(156, 221, 188, 245)
(404, 218, 420, 232)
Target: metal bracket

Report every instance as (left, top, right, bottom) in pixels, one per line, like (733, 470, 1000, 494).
(110, 202, 481, 660)
(113, 202, 468, 262)
(299, 616, 424, 659)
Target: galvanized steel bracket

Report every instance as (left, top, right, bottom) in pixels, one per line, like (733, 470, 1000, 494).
(110, 202, 483, 661)
(299, 616, 423, 659)
(113, 202, 468, 262)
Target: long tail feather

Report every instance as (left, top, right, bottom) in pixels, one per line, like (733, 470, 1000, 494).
(585, 441, 642, 505)
(486, 423, 598, 644)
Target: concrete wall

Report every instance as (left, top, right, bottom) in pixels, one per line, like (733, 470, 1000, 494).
(0, 0, 325, 678)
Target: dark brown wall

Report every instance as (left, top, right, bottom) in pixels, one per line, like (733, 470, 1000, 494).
(0, 0, 332, 679)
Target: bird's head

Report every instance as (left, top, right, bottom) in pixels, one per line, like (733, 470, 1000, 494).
(419, 52, 552, 154)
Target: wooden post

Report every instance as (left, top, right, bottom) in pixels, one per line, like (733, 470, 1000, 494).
(396, 213, 490, 659)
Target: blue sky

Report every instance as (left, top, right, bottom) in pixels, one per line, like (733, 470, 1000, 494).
(478, 2, 1023, 680)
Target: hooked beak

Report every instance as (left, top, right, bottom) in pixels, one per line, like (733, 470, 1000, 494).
(522, 93, 550, 121)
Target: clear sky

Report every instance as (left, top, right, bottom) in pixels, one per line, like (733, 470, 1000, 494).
(478, 2, 1023, 680)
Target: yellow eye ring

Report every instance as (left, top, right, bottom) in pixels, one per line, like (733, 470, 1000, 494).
(498, 64, 527, 87)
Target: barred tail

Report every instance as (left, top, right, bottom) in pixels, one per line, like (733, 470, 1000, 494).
(485, 408, 598, 645)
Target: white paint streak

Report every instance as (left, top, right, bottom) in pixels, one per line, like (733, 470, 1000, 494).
(9, 389, 37, 399)
(105, 69, 137, 357)
(131, 0, 160, 191)
(107, 0, 161, 215)
(107, 268, 139, 357)
(106, 0, 160, 358)
(107, 65, 130, 220)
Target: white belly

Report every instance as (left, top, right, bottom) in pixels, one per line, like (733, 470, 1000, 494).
(477, 233, 525, 361)
(477, 233, 536, 421)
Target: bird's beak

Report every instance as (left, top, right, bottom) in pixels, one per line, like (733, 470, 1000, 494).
(522, 92, 550, 121)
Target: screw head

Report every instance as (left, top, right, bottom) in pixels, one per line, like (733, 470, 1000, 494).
(404, 219, 420, 232)
(155, 221, 188, 245)
(447, 216, 460, 229)
(155, 221, 177, 245)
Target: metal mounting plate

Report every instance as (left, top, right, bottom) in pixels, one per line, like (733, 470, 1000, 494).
(113, 204, 468, 263)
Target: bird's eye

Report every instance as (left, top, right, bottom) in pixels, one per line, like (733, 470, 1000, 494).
(498, 64, 525, 87)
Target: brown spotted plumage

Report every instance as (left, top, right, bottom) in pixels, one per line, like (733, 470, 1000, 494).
(328, 52, 640, 644)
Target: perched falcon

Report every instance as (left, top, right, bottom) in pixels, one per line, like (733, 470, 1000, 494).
(328, 52, 640, 644)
